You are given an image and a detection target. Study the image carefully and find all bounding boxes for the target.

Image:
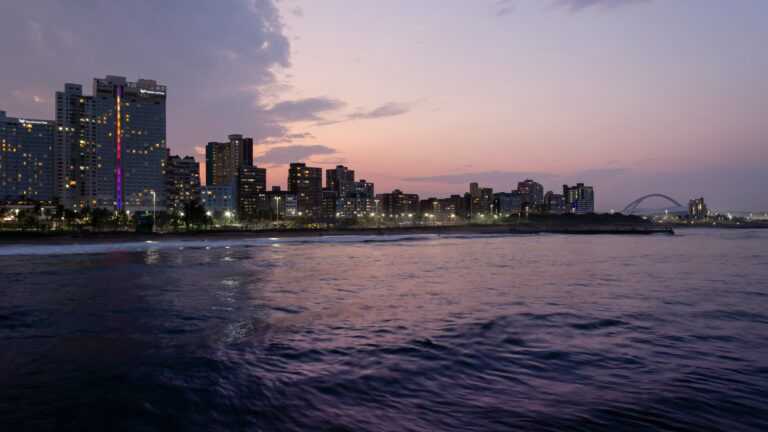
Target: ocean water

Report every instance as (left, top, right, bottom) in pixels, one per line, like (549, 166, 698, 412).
(1, 229, 767, 431)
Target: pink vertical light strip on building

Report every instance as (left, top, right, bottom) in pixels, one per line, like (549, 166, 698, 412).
(116, 86, 122, 210)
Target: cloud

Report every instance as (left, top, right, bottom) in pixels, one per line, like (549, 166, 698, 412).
(553, 0, 650, 13)
(0, 1, 419, 153)
(318, 102, 413, 126)
(265, 97, 346, 122)
(289, 6, 303, 17)
(257, 132, 316, 145)
(194, 146, 205, 155)
(492, 0, 514, 17)
(312, 157, 348, 165)
(0, 1, 419, 157)
(405, 170, 557, 185)
(350, 102, 411, 120)
(254, 144, 337, 165)
(0, 0, 294, 145)
(285, 132, 315, 140)
(566, 167, 629, 182)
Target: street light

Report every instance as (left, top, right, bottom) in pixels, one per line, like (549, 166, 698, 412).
(150, 190, 156, 232)
(274, 196, 281, 224)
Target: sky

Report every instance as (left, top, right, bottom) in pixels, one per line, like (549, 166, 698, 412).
(1, 0, 767, 211)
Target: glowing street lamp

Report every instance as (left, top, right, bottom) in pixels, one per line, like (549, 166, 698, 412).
(150, 190, 156, 232)
(274, 196, 281, 224)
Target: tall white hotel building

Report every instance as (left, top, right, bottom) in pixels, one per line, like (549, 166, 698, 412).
(55, 75, 166, 211)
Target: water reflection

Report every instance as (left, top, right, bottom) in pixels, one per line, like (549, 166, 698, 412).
(1, 230, 767, 431)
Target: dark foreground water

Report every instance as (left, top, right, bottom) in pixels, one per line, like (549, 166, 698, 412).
(1, 229, 767, 431)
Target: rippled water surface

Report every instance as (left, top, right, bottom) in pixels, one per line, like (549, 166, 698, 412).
(1, 229, 767, 431)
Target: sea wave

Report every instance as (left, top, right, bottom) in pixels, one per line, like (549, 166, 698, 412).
(0, 232, 546, 256)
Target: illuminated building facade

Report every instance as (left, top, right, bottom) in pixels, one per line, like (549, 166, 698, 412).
(324, 165, 375, 220)
(544, 191, 565, 215)
(165, 155, 201, 213)
(321, 190, 339, 221)
(326, 165, 355, 196)
(337, 195, 376, 219)
(688, 197, 707, 220)
(54, 83, 95, 208)
(202, 184, 235, 213)
(517, 179, 544, 206)
(493, 192, 523, 216)
(376, 189, 419, 217)
(467, 183, 494, 215)
(0, 111, 54, 202)
(205, 134, 253, 186)
(92, 76, 167, 211)
(237, 165, 267, 218)
(287, 162, 322, 217)
(266, 187, 298, 218)
(563, 183, 595, 214)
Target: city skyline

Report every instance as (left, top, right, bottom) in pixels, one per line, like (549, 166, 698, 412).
(1, 1, 767, 211)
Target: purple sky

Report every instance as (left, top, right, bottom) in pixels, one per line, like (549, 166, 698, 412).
(1, 0, 767, 211)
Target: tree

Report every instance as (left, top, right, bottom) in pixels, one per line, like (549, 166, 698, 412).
(63, 208, 79, 229)
(17, 208, 38, 230)
(90, 208, 111, 231)
(182, 201, 208, 230)
(154, 211, 173, 231)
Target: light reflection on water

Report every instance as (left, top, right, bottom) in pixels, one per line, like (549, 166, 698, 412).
(0, 229, 767, 431)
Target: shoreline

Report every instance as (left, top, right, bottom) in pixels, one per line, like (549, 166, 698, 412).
(0, 224, 674, 246)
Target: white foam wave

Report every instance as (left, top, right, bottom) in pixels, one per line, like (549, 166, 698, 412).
(0, 234, 443, 256)
(0, 231, 540, 257)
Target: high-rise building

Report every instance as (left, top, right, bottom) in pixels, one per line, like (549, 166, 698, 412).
(469, 182, 480, 198)
(481, 187, 494, 213)
(352, 179, 374, 197)
(338, 195, 376, 219)
(376, 189, 419, 217)
(205, 141, 227, 186)
(493, 192, 523, 216)
(266, 186, 298, 219)
(201, 184, 235, 213)
(0, 111, 54, 202)
(544, 191, 565, 215)
(419, 198, 439, 216)
(205, 134, 253, 186)
(324, 165, 375, 221)
(287, 162, 322, 217)
(321, 190, 339, 221)
(688, 197, 707, 220)
(439, 195, 464, 219)
(467, 185, 493, 215)
(242, 137, 253, 169)
(517, 179, 544, 206)
(326, 165, 355, 195)
(54, 83, 95, 207)
(88, 75, 167, 211)
(236, 165, 267, 218)
(165, 155, 201, 213)
(563, 183, 594, 214)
